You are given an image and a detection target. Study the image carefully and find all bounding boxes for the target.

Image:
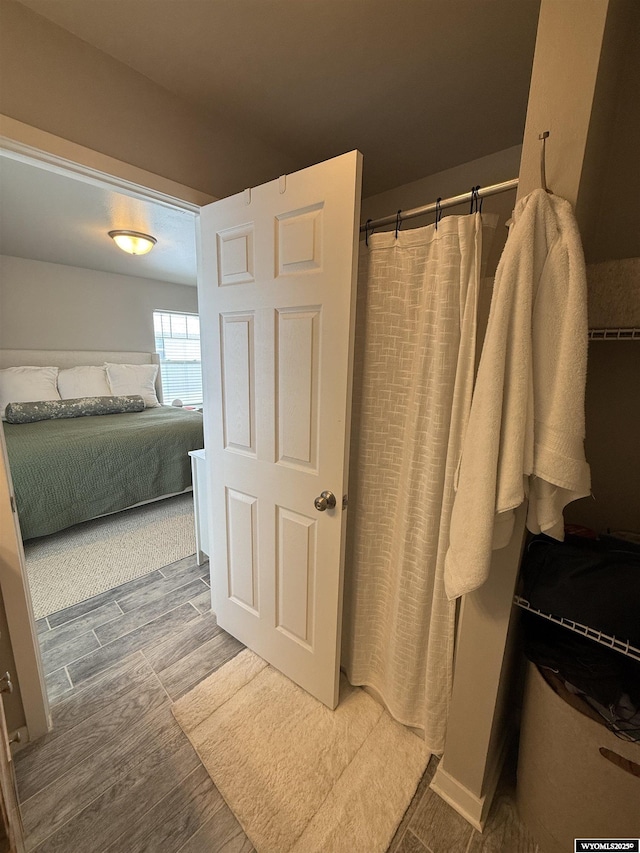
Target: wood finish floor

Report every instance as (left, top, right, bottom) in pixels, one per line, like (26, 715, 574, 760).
(16, 553, 538, 852)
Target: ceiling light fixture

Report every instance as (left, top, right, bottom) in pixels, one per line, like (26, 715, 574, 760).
(109, 230, 157, 255)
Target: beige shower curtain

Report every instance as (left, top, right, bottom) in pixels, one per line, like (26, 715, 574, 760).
(342, 212, 496, 753)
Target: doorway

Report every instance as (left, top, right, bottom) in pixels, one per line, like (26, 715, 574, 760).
(0, 138, 206, 719)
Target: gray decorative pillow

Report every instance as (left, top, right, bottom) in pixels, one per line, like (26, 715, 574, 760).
(4, 395, 145, 424)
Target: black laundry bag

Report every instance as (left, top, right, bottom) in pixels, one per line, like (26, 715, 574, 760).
(520, 533, 640, 648)
(521, 611, 640, 707)
(519, 533, 640, 710)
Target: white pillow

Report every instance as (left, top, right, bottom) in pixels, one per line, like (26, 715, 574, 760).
(0, 366, 61, 420)
(104, 363, 160, 408)
(58, 366, 112, 399)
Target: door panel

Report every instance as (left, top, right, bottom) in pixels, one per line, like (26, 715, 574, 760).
(220, 312, 256, 454)
(276, 307, 320, 471)
(199, 151, 362, 708)
(226, 487, 259, 614)
(216, 223, 255, 285)
(276, 505, 316, 649)
(276, 203, 323, 275)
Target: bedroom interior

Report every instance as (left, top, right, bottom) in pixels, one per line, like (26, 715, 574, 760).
(1, 0, 639, 851)
(0, 135, 209, 609)
(0, 155, 207, 611)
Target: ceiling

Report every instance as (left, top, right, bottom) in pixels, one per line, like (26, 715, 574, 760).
(0, 154, 198, 285)
(2, 0, 541, 284)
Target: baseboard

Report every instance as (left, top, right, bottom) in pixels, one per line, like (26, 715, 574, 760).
(481, 728, 512, 821)
(429, 766, 486, 831)
(429, 729, 512, 831)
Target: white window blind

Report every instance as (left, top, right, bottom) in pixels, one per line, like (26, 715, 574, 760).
(153, 310, 203, 406)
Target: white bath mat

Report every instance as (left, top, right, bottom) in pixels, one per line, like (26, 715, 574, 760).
(172, 649, 429, 853)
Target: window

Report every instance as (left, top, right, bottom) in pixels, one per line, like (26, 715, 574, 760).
(153, 310, 203, 406)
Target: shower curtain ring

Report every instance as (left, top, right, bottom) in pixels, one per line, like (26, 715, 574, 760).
(395, 210, 402, 239)
(474, 185, 483, 214)
(469, 185, 482, 214)
(365, 219, 373, 246)
(435, 198, 442, 230)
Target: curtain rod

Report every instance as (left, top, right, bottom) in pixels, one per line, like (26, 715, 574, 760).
(360, 177, 519, 232)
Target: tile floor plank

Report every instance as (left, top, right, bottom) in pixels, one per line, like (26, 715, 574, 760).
(15, 672, 167, 802)
(143, 611, 221, 673)
(159, 554, 205, 580)
(35, 619, 50, 635)
(176, 801, 255, 853)
(409, 788, 475, 853)
(42, 669, 72, 705)
(17, 657, 156, 785)
(388, 755, 440, 853)
(49, 653, 153, 732)
(45, 591, 118, 631)
(40, 631, 100, 676)
(396, 829, 432, 853)
(66, 602, 200, 686)
(95, 578, 207, 645)
(157, 629, 244, 700)
(33, 740, 200, 853)
(21, 704, 181, 850)
(39, 602, 121, 654)
(116, 563, 208, 614)
(189, 587, 212, 614)
(46, 570, 165, 628)
(102, 765, 225, 853)
(466, 789, 538, 853)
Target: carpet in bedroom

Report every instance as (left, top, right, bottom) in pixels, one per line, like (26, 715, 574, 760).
(24, 494, 197, 619)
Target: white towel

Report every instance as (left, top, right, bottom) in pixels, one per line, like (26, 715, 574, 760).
(444, 189, 591, 600)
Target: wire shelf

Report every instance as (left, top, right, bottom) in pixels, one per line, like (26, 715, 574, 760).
(513, 595, 640, 663)
(588, 327, 640, 340)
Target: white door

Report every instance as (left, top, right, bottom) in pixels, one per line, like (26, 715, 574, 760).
(199, 151, 362, 708)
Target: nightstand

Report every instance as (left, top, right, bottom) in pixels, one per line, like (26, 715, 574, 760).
(188, 449, 209, 565)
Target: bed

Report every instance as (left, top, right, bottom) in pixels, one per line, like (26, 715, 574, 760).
(0, 349, 204, 540)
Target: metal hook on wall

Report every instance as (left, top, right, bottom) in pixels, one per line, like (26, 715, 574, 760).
(395, 210, 402, 239)
(539, 131, 551, 193)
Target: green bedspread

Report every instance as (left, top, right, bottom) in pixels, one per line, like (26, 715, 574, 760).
(3, 406, 204, 540)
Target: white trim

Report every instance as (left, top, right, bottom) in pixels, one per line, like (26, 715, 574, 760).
(0, 114, 216, 212)
(430, 765, 486, 831)
(429, 729, 511, 831)
(0, 118, 213, 745)
(0, 429, 50, 742)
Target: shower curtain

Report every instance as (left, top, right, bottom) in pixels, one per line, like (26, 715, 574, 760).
(342, 212, 496, 753)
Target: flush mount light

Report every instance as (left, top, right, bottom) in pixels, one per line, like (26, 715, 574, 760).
(109, 230, 157, 255)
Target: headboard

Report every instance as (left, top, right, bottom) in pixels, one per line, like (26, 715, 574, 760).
(0, 350, 164, 404)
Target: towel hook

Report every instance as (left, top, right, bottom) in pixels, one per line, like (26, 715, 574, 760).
(539, 131, 551, 193)
(395, 209, 402, 239)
